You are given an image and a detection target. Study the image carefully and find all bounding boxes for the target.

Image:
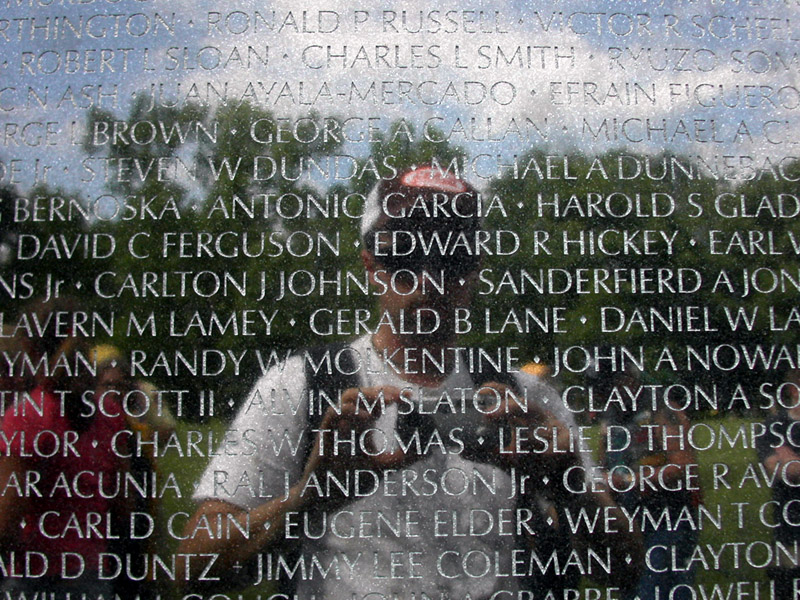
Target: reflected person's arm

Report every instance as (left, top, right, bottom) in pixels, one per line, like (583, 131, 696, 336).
(178, 385, 414, 583)
(178, 487, 311, 581)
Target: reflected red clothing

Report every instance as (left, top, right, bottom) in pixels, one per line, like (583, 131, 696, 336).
(0, 386, 128, 576)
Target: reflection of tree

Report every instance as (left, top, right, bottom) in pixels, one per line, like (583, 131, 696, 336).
(0, 181, 101, 314)
(487, 149, 718, 351)
(347, 121, 464, 197)
(489, 151, 799, 402)
(0, 185, 19, 269)
(80, 98, 353, 410)
(3, 96, 796, 416)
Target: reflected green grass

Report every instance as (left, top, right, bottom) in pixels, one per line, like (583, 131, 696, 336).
(694, 416, 771, 586)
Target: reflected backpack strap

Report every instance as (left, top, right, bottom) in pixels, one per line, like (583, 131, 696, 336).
(276, 342, 359, 595)
(468, 352, 579, 595)
(465, 348, 519, 392)
(303, 342, 359, 460)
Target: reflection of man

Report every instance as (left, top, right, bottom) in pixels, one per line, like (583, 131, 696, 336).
(757, 369, 800, 598)
(598, 365, 699, 600)
(181, 166, 640, 597)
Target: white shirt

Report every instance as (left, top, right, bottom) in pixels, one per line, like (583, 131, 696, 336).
(194, 335, 582, 598)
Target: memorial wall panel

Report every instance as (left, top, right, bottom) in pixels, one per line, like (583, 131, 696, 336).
(0, 0, 798, 598)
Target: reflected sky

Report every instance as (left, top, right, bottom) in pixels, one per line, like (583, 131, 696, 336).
(1, 0, 799, 194)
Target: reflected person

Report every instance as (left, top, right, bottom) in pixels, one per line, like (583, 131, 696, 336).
(598, 366, 699, 600)
(0, 298, 130, 596)
(181, 166, 642, 597)
(757, 369, 800, 599)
